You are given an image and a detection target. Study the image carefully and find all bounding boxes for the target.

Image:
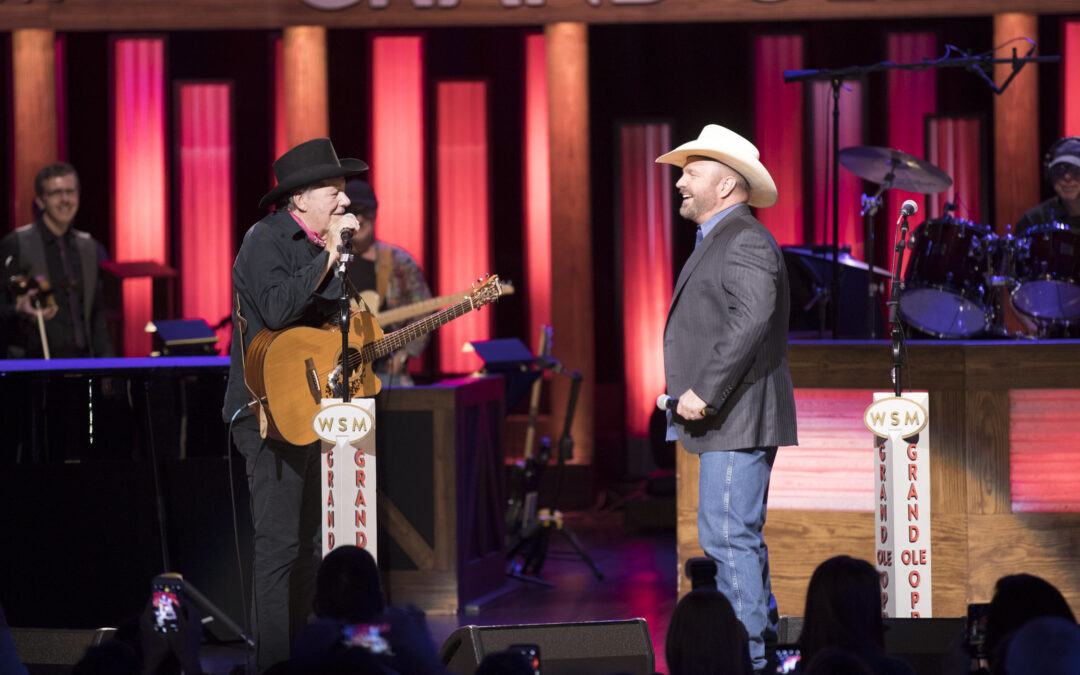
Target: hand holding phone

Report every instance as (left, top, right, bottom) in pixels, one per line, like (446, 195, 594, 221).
(774, 646, 801, 674)
(151, 574, 183, 634)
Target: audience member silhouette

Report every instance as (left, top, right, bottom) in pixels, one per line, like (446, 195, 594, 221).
(71, 597, 203, 675)
(983, 573, 1076, 671)
(270, 545, 444, 675)
(72, 641, 140, 675)
(1001, 615, 1080, 675)
(798, 556, 913, 675)
(665, 587, 753, 675)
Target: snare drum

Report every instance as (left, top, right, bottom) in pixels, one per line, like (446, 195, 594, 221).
(899, 217, 993, 338)
(1012, 224, 1080, 322)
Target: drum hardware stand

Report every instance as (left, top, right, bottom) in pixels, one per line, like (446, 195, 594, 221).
(861, 173, 894, 339)
(507, 362, 603, 586)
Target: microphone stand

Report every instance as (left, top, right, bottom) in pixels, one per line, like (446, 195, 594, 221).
(887, 213, 912, 397)
(337, 231, 353, 402)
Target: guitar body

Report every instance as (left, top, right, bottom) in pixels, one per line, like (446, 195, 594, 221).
(246, 311, 384, 446)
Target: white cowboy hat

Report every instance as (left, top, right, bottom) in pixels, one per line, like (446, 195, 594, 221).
(655, 124, 778, 208)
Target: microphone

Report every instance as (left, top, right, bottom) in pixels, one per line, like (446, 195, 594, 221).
(897, 199, 918, 225)
(339, 213, 357, 252)
(656, 394, 718, 417)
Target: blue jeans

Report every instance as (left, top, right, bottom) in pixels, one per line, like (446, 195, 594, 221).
(698, 447, 778, 671)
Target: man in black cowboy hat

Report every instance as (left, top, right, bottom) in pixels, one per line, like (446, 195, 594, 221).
(222, 137, 365, 671)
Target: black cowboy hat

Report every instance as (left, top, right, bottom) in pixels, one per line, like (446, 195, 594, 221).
(259, 138, 368, 209)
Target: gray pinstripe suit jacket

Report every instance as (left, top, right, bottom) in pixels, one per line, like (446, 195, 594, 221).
(663, 203, 798, 453)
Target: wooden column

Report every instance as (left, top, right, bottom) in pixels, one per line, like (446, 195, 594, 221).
(12, 29, 57, 228)
(283, 26, 328, 148)
(545, 22, 594, 463)
(993, 13, 1040, 230)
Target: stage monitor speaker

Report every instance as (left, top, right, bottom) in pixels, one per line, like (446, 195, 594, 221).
(11, 627, 116, 670)
(883, 617, 964, 675)
(439, 619, 655, 675)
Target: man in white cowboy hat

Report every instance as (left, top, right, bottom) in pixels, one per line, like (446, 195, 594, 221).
(222, 137, 365, 671)
(657, 124, 797, 672)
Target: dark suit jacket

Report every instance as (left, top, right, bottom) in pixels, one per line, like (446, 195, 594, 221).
(663, 203, 798, 453)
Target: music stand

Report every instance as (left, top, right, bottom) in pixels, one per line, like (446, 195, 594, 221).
(466, 338, 542, 412)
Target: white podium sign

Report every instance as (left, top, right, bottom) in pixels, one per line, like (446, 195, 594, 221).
(865, 392, 932, 618)
(316, 398, 377, 560)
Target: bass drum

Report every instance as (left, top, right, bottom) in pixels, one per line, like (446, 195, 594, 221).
(1011, 224, 1080, 323)
(899, 217, 993, 338)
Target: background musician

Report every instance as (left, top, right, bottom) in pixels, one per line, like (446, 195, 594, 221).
(1016, 137, 1080, 235)
(0, 162, 113, 359)
(343, 178, 432, 386)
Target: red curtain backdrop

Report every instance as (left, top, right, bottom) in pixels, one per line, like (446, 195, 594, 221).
(1010, 389, 1080, 513)
(113, 37, 167, 357)
(811, 80, 864, 254)
(370, 35, 426, 270)
(524, 32, 552, 342)
(885, 33, 937, 267)
(754, 34, 804, 246)
(1064, 19, 1080, 137)
(435, 80, 491, 374)
(618, 123, 672, 438)
(178, 82, 234, 353)
(926, 117, 982, 223)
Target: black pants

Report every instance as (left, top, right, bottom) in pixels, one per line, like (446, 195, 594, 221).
(232, 416, 322, 672)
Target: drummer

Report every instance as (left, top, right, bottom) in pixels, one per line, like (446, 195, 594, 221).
(1016, 137, 1080, 235)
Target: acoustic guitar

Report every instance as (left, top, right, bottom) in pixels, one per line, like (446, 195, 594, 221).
(245, 275, 503, 445)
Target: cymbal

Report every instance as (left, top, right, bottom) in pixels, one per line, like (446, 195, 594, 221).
(839, 146, 953, 194)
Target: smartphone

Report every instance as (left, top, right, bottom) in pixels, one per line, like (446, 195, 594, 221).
(341, 622, 393, 654)
(965, 602, 991, 659)
(151, 574, 184, 633)
(509, 643, 541, 675)
(774, 645, 801, 674)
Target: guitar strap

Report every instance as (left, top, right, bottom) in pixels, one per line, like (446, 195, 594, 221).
(375, 244, 392, 308)
(235, 290, 269, 439)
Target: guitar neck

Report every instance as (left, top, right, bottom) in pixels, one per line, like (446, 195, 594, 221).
(375, 291, 468, 326)
(361, 296, 476, 362)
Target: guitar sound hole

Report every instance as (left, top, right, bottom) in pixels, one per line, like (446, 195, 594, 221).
(324, 347, 366, 399)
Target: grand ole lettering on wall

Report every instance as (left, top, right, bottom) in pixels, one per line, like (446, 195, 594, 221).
(864, 393, 932, 618)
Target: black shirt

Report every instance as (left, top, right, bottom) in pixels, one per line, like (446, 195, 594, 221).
(222, 209, 344, 425)
(1015, 196, 1080, 237)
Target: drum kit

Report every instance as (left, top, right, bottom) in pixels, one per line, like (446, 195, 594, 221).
(839, 146, 1080, 339)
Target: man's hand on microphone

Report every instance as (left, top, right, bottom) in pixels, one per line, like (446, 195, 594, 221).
(326, 213, 359, 265)
(677, 389, 709, 420)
